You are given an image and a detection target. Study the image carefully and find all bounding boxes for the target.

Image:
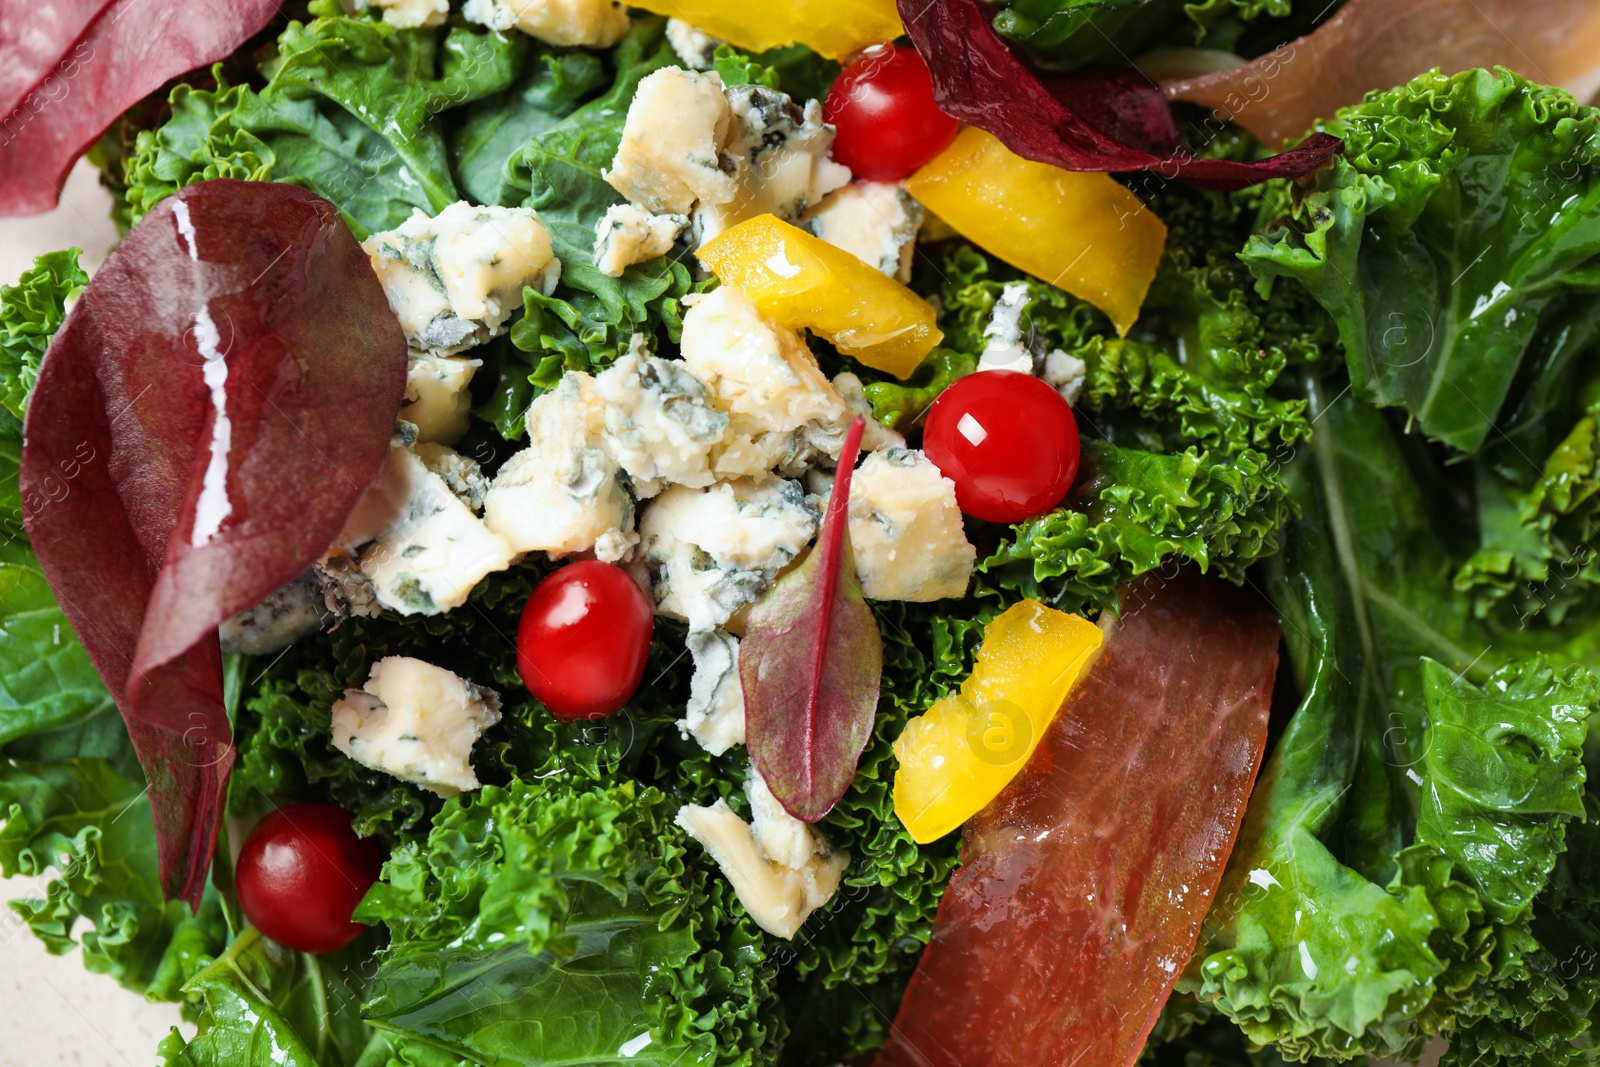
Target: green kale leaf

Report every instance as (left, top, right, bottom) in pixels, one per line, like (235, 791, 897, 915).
(0, 249, 87, 421)
(1243, 68, 1600, 454)
(357, 777, 782, 1066)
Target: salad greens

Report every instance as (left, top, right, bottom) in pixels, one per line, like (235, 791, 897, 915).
(6, 2, 1600, 1064)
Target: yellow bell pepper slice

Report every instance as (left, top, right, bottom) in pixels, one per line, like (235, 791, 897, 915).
(892, 600, 1103, 844)
(905, 127, 1167, 336)
(697, 214, 942, 380)
(626, 0, 902, 61)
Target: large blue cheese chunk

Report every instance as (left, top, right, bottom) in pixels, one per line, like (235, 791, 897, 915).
(592, 344, 728, 497)
(803, 181, 923, 282)
(637, 475, 818, 631)
(679, 286, 853, 478)
(461, 0, 629, 46)
(331, 656, 502, 797)
(357, 447, 516, 615)
(691, 84, 852, 245)
(362, 202, 560, 356)
(604, 68, 737, 216)
(483, 372, 636, 560)
(847, 448, 975, 602)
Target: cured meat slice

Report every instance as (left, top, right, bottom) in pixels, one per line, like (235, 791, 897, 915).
(878, 571, 1279, 1067)
(1163, 0, 1600, 147)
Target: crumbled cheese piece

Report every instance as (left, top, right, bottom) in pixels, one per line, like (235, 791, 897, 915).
(362, 202, 560, 356)
(483, 372, 635, 559)
(371, 0, 447, 28)
(219, 570, 325, 655)
(678, 629, 744, 754)
(746, 770, 817, 870)
(848, 448, 975, 602)
(331, 656, 501, 797)
(691, 85, 852, 245)
(402, 354, 480, 444)
(803, 181, 923, 282)
(666, 18, 720, 69)
(976, 281, 1085, 401)
(605, 69, 737, 215)
(413, 442, 490, 511)
(461, 0, 629, 47)
(977, 281, 1035, 373)
(680, 286, 853, 477)
(359, 448, 516, 615)
(676, 798, 847, 939)
(832, 371, 906, 453)
(593, 203, 687, 277)
(1042, 349, 1087, 405)
(638, 476, 818, 631)
(592, 349, 728, 497)
(315, 556, 382, 620)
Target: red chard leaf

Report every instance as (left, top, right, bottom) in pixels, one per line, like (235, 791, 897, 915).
(878, 571, 1279, 1067)
(741, 417, 883, 824)
(0, 0, 281, 216)
(898, 0, 1343, 192)
(1163, 0, 1600, 147)
(21, 179, 408, 908)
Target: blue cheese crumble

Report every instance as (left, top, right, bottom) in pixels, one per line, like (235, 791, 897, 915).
(604, 68, 737, 216)
(847, 448, 976, 602)
(679, 628, 745, 755)
(679, 286, 854, 478)
(357, 447, 516, 615)
(593, 203, 688, 277)
(592, 343, 729, 497)
(362, 202, 560, 356)
(483, 372, 636, 560)
(637, 475, 819, 632)
(331, 656, 502, 796)
(461, 0, 629, 47)
(803, 181, 923, 283)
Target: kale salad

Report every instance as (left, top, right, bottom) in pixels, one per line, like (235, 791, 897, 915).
(4, 0, 1600, 1065)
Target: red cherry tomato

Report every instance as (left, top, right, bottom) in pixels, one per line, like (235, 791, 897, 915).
(824, 45, 960, 182)
(922, 370, 1081, 524)
(518, 560, 654, 721)
(236, 803, 385, 954)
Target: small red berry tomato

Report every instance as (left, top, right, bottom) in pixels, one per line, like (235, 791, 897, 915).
(518, 560, 654, 721)
(824, 45, 960, 182)
(923, 370, 1081, 525)
(236, 803, 385, 954)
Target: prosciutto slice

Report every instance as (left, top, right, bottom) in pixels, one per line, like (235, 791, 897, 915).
(878, 571, 1280, 1067)
(1164, 0, 1600, 146)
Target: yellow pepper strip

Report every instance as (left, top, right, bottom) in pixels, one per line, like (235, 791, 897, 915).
(892, 600, 1103, 844)
(905, 127, 1167, 336)
(625, 0, 902, 61)
(697, 214, 942, 380)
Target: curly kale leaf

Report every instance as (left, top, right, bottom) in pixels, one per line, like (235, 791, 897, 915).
(0, 541, 226, 999)
(157, 929, 460, 1067)
(357, 777, 782, 1067)
(1243, 67, 1600, 455)
(977, 438, 1291, 615)
(0, 249, 87, 422)
(1186, 387, 1600, 1063)
(126, 14, 525, 238)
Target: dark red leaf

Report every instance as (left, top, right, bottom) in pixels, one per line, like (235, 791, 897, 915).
(897, 0, 1342, 192)
(21, 179, 408, 909)
(741, 417, 883, 823)
(0, 0, 280, 216)
(1163, 0, 1600, 147)
(877, 571, 1279, 1067)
